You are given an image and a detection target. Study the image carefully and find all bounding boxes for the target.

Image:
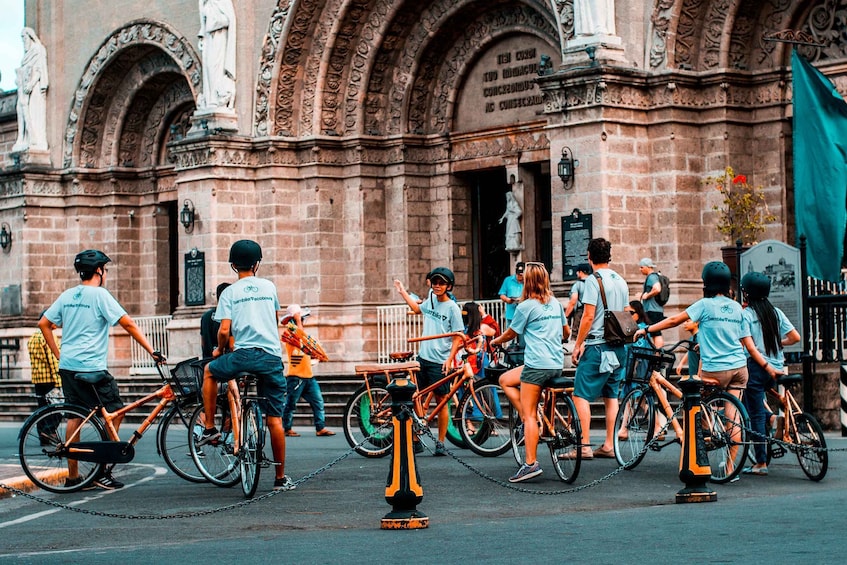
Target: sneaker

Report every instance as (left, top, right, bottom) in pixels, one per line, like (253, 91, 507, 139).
(93, 473, 124, 490)
(273, 475, 296, 491)
(509, 461, 542, 483)
(433, 443, 447, 456)
(413, 441, 424, 454)
(64, 476, 83, 489)
(196, 427, 221, 446)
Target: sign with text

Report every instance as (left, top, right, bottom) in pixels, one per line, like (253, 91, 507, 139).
(741, 240, 803, 353)
(454, 35, 557, 132)
(184, 248, 206, 307)
(561, 209, 592, 281)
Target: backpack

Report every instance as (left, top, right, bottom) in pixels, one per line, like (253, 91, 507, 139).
(656, 272, 671, 306)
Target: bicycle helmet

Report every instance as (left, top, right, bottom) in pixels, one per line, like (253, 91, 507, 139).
(74, 249, 111, 272)
(740, 271, 771, 300)
(228, 240, 262, 270)
(428, 266, 455, 286)
(701, 261, 731, 296)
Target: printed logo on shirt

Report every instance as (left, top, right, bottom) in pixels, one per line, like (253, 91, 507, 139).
(243, 285, 259, 293)
(720, 304, 734, 314)
(73, 290, 83, 301)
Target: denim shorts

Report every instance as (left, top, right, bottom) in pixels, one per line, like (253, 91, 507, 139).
(208, 348, 287, 417)
(417, 357, 451, 396)
(574, 343, 626, 401)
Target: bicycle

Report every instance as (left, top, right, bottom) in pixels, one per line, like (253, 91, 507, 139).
(508, 372, 582, 483)
(18, 357, 206, 493)
(343, 333, 511, 458)
(188, 372, 273, 498)
(749, 373, 828, 481)
(613, 339, 750, 483)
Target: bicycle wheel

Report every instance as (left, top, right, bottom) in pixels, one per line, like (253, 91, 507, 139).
(613, 387, 655, 470)
(458, 381, 510, 456)
(240, 401, 262, 498)
(343, 385, 393, 458)
(509, 404, 525, 466)
(700, 392, 748, 484)
(19, 404, 107, 493)
(189, 401, 240, 486)
(794, 413, 827, 481)
(549, 393, 582, 483)
(157, 401, 206, 483)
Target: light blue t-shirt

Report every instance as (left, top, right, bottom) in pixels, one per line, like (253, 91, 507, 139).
(418, 294, 464, 364)
(44, 285, 127, 372)
(685, 296, 749, 372)
(742, 306, 795, 370)
(510, 297, 566, 370)
(642, 272, 664, 314)
(582, 269, 629, 346)
(215, 276, 282, 359)
(498, 275, 524, 321)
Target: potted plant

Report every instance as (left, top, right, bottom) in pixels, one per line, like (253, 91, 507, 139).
(703, 166, 777, 279)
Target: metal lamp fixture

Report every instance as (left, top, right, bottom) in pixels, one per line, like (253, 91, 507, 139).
(180, 199, 195, 232)
(558, 147, 577, 190)
(0, 223, 11, 250)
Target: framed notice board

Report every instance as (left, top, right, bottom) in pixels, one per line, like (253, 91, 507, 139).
(184, 248, 206, 307)
(561, 209, 592, 281)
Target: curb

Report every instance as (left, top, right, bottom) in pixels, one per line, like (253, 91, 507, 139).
(0, 468, 65, 500)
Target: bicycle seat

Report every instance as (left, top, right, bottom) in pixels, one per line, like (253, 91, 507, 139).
(777, 373, 803, 387)
(389, 351, 414, 362)
(546, 375, 575, 389)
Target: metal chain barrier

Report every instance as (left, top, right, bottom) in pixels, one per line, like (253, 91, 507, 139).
(741, 420, 847, 454)
(405, 404, 680, 495)
(0, 427, 390, 519)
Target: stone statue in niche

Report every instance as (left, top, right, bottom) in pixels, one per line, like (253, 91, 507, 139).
(500, 191, 523, 252)
(574, 0, 616, 37)
(198, 0, 236, 110)
(13, 27, 49, 152)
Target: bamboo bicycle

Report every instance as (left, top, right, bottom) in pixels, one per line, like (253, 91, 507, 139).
(18, 358, 206, 493)
(188, 372, 273, 498)
(613, 339, 750, 483)
(749, 373, 828, 481)
(508, 372, 583, 483)
(343, 332, 510, 457)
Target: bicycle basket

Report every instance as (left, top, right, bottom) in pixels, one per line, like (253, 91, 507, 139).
(625, 347, 675, 383)
(170, 358, 204, 400)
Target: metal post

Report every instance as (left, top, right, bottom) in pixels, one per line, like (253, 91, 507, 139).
(799, 235, 814, 412)
(675, 377, 717, 504)
(841, 365, 847, 437)
(381, 377, 428, 530)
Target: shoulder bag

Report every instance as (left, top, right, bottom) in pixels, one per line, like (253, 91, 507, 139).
(595, 273, 638, 346)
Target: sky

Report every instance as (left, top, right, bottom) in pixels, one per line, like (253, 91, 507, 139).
(0, 1, 25, 92)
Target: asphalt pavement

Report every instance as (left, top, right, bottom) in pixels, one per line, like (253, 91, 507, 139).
(0, 420, 845, 563)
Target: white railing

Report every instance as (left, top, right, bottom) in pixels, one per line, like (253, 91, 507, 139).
(130, 315, 172, 371)
(376, 298, 507, 363)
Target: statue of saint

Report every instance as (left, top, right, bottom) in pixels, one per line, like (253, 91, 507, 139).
(499, 192, 523, 252)
(574, 0, 616, 37)
(198, 0, 237, 110)
(13, 28, 49, 152)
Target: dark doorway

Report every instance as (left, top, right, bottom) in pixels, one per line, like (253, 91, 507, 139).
(166, 201, 179, 313)
(469, 169, 511, 299)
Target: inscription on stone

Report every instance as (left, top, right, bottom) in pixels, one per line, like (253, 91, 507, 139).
(184, 248, 206, 307)
(561, 210, 593, 281)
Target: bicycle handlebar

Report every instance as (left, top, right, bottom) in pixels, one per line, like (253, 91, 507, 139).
(639, 334, 696, 355)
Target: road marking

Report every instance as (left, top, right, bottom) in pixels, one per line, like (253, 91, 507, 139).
(0, 464, 166, 529)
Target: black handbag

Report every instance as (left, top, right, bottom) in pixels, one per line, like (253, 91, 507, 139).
(595, 273, 638, 346)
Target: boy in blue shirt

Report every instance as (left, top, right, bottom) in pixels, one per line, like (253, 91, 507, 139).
(394, 267, 464, 455)
(40, 249, 163, 490)
(198, 240, 294, 491)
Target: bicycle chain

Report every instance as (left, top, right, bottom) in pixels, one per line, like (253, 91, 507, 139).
(404, 405, 678, 495)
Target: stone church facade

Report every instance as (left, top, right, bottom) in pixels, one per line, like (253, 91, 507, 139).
(0, 0, 844, 374)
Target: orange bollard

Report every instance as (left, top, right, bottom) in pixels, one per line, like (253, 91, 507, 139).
(381, 377, 428, 529)
(676, 376, 717, 503)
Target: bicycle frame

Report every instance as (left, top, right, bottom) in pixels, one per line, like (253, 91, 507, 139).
(766, 384, 800, 443)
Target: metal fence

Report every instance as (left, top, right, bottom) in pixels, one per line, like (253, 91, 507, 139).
(806, 271, 847, 363)
(130, 316, 172, 372)
(376, 298, 508, 363)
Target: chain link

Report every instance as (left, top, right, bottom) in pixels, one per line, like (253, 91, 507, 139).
(741, 419, 846, 454)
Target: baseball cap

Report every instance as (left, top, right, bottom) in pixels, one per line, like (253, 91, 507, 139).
(639, 258, 655, 268)
(281, 303, 311, 325)
(515, 262, 525, 274)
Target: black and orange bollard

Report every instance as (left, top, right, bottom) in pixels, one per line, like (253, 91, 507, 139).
(676, 376, 717, 503)
(381, 377, 428, 529)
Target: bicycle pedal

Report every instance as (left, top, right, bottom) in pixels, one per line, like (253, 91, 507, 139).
(771, 444, 786, 458)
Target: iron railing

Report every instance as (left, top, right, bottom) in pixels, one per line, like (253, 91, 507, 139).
(130, 315, 172, 372)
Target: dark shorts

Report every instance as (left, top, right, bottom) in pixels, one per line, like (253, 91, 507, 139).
(521, 367, 561, 387)
(208, 348, 287, 417)
(417, 357, 451, 396)
(59, 369, 123, 412)
(647, 313, 666, 336)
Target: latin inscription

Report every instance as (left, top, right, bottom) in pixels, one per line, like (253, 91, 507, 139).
(482, 48, 542, 113)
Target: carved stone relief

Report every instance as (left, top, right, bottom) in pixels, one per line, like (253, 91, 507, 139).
(64, 21, 200, 168)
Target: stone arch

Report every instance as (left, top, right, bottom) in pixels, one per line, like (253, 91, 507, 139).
(64, 20, 200, 168)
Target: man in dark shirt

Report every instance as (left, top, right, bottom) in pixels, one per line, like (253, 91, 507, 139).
(200, 282, 231, 358)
